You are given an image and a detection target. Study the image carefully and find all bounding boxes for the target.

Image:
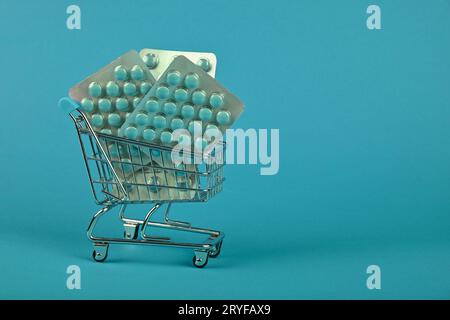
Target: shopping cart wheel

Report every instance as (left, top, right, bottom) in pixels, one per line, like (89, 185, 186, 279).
(208, 240, 223, 258)
(92, 243, 109, 262)
(193, 251, 208, 268)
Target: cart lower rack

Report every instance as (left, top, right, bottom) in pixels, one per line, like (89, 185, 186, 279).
(61, 98, 225, 268)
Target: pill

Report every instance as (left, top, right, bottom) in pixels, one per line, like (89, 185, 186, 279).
(91, 114, 104, 127)
(143, 53, 158, 69)
(194, 137, 208, 150)
(205, 124, 220, 138)
(209, 93, 224, 108)
(184, 72, 200, 89)
(123, 82, 137, 96)
(163, 101, 177, 116)
(140, 82, 152, 95)
(160, 131, 173, 144)
(130, 65, 145, 80)
(198, 107, 212, 122)
(153, 115, 167, 129)
(135, 112, 149, 126)
(125, 126, 138, 139)
(170, 118, 184, 131)
(116, 98, 129, 112)
(174, 88, 188, 102)
(88, 82, 102, 98)
(188, 121, 202, 135)
(98, 98, 113, 112)
(181, 104, 195, 119)
(81, 98, 94, 113)
(177, 133, 191, 147)
(100, 128, 112, 135)
(106, 81, 120, 97)
(216, 110, 231, 125)
(145, 99, 160, 113)
(156, 85, 170, 100)
(132, 97, 141, 108)
(197, 58, 211, 72)
(166, 70, 181, 86)
(143, 128, 156, 141)
(108, 113, 122, 127)
(192, 90, 207, 106)
(114, 65, 128, 81)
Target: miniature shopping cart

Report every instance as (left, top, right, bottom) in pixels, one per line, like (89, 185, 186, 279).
(59, 98, 225, 268)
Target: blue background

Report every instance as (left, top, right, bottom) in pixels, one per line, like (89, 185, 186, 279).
(1, 0, 450, 299)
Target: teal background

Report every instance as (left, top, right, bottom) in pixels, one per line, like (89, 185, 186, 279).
(1, 0, 450, 299)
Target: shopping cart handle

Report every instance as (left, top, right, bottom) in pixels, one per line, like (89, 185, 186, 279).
(58, 97, 80, 113)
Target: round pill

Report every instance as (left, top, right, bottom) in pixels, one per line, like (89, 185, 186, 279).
(177, 133, 191, 147)
(88, 82, 102, 98)
(143, 53, 158, 69)
(101, 128, 112, 135)
(135, 112, 149, 126)
(114, 65, 128, 81)
(192, 90, 207, 106)
(197, 58, 211, 72)
(132, 97, 141, 108)
(125, 126, 138, 139)
(163, 101, 177, 116)
(216, 110, 231, 125)
(145, 99, 160, 113)
(188, 121, 202, 135)
(209, 93, 224, 108)
(106, 81, 120, 97)
(166, 70, 181, 86)
(115, 98, 129, 112)
(153, 115, 167, 129)
(130, 65, 145, 81)
(123, 82, 137, 96)
(184, 73, 200, 89)
(198, 107, 212, 122)
(140, 82, 152, 95)
(156, 85, 170, 100)
(160, 131, 173, 144)
(174, 88, 188, 102)
(194, 137, 208, 150)
(108, 113, 122, 127)
(91, 114, 104, 127)
(98, 98, 112, 112)
(181, 104, 195, 119)
(205, 124, 220, 138)
(170, 118, 184, 130)
(81, 98, 94, 113)
(143, 128, 156, 141)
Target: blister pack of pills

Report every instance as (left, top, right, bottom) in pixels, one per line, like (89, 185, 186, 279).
(118, 55, 244, 148)
(140, 48, 217, 80)
(69, 50, 156, 136)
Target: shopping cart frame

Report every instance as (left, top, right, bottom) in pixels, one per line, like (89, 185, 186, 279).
(60, 97, 225, 268)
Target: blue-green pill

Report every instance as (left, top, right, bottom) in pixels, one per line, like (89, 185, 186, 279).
(140, 82, 152, 95)
(170, 118, 184, 130)
(184, 73, 200, 89)
(197, 58, 211, 72)
(181, 104, 195, 119)
(160, 131, 173, 144)
(145, 99, 160, 113)
(135, 113, 149, 126)
(143, 128, 156, 141)
(125, 126, 138, 139)
(198, 107, 212, 122)
(188, 121, 202, 135)
(156, 85, 170, 100)
(143, 53, 158, 69)
(88, 82, 102, 98)
(209, 93, 224, 108)
(108, 113, 122, 127)
(153, 115, 167, 129)
(174, 88, 188, 102)
(115, 98, 129, 112)
(192, 90, 207, 106)
(131, 65, 145, 80)
(123, 82, 137, 96)
(163, 101, 177, 116)
(166, 70, 181, 86)
(91, 114, 104, 127)
(98, 98, 112, 112)
(81, 98, 94, 113)
(106, 81, 120, 97)
(114, 65, 128, 81)
(216, 111, 231, 125)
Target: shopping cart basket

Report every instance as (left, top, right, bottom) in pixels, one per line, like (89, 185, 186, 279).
(59, 97, 225, 268)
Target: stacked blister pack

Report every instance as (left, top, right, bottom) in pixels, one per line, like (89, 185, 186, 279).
(69, 48, 244, 202)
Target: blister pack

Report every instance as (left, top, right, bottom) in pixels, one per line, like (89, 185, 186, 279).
(118, 56, 244, 148)
(140, 48, 217, 80)
(69, 50, 156, 136)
